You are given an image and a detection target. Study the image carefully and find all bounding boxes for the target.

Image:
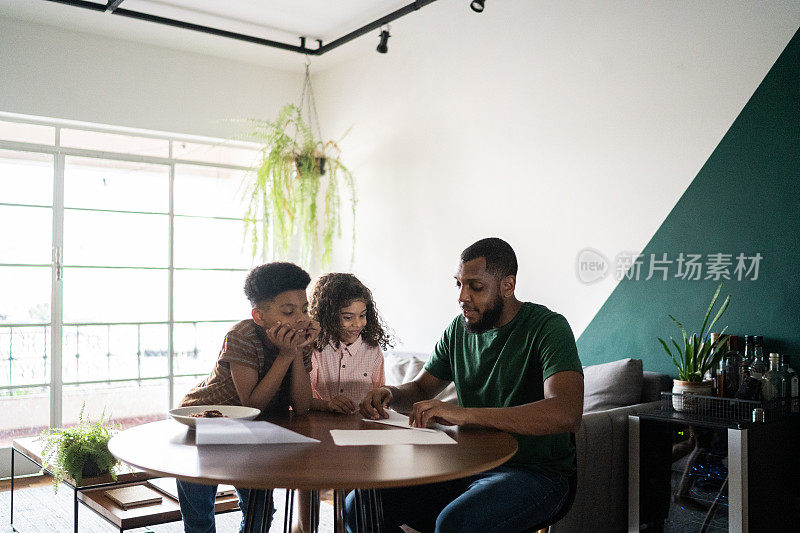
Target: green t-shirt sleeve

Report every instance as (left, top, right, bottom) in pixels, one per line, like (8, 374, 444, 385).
(424, 320, 455, 382)
(536, 314, 583, 381)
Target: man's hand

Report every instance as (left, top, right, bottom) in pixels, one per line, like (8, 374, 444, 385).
(359, 387, 393, 419)
(409, 399, 470, 428)
(327, 394, 357, 414)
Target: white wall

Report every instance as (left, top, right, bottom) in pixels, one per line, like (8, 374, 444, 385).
(0, 18, 307, 475)
(315, 0, 799, 354)
(1, 3, 798, 356)
(0, 17, 301, 139)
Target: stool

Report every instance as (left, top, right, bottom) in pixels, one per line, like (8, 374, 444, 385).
(529, 470, 577, 533)
(529, 433, 578, 533)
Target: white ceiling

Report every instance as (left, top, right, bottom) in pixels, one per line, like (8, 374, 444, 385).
(0, 0, 416, 71)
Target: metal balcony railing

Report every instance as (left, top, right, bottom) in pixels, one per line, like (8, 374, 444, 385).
(0, 320, 232, 395)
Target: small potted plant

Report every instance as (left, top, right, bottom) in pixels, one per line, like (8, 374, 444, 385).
(39, 406, 119, 491)
(657, 283, 730, 412)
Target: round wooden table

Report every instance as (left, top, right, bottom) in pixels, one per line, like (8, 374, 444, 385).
(109, 412, 517, 490)
(108, 412, 518, 531)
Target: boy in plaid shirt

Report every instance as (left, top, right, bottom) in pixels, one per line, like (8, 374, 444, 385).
(177, 262, 319, 533)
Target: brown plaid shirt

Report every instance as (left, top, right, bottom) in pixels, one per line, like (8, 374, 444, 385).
(181, 319, 312, 414)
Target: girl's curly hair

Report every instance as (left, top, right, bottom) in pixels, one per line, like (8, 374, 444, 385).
(309, 273, 393, 351)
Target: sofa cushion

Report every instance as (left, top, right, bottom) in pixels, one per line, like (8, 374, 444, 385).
(384, 352, 458, 404)
(642, 370, 673, 403)
(583, 358, 643, 413)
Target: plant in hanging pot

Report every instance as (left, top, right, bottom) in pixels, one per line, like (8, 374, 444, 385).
(39, 406, 119, 491)
(657, 283, 731, 412)
(241, 102, 356, 270)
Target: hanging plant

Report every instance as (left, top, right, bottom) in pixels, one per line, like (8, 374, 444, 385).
(241, 64, 356, 269)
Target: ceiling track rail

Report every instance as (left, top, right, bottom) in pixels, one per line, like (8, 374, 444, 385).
(42, 0, 439, 55)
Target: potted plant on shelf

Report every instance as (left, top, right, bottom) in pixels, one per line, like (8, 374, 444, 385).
(657, 283, 731, 412)
(39, 406, 119, 491)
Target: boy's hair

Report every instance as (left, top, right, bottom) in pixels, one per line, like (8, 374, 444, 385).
(244, 262, 311, 307)
(460, 237, 518, 279)
(309, 273, 393, 350)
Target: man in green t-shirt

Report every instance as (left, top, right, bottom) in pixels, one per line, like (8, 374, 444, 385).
(349, 237, 584, 532)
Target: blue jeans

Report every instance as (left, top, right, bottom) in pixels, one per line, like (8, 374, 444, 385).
(176, 479, 274, 533)
(344, 465, 569, 533)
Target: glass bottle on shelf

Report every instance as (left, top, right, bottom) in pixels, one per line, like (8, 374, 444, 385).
(736, 339, 763, 402)
(780, 354, 799, 415)
(750, 335, 767, 379)
(723, 335, 743, 398)
(741, 335, 755, 383)
(736, 368, 762, 401)
(711, 333, 725, 397)
(704, 333, 718, 393)
(762, 353, 783, 411)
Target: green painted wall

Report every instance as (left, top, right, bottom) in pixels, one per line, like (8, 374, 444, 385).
(577, 28, 800, 376)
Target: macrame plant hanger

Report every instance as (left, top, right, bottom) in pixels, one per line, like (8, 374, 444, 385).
(287, 55, 326, 266)
(298, 56, 324, 162)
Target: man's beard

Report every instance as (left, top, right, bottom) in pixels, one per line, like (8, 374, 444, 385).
(463, 294, 504, 334)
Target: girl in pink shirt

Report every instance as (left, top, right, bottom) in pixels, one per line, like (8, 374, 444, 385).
(309, 273, 392, 412)
(295, 273, 392, 532)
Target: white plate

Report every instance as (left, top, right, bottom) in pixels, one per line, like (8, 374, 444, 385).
(168, 405, 260, 429)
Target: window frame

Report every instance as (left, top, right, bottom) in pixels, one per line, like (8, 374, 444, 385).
(0, 112, 261, 430)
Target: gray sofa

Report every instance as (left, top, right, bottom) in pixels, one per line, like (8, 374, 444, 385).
(384, 353, 671, 533)
(552, 359, 671, 532)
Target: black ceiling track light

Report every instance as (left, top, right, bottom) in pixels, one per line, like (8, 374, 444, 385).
(41, 0, 441, 56)
(376, 28, 391, 54)
(470, 0, 486, 13)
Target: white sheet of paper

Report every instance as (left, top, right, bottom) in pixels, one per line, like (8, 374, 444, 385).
(195, 418, 319, 445)
(361, 410, 438, 433)
(330, 429, 457, 446)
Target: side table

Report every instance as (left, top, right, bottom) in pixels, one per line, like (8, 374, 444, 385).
(10, 437, 240, 532)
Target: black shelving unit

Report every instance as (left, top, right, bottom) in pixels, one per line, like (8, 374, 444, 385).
(629, 408, 800, 532)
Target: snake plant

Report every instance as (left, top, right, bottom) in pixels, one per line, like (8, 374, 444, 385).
(658, 283, 731, 382)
